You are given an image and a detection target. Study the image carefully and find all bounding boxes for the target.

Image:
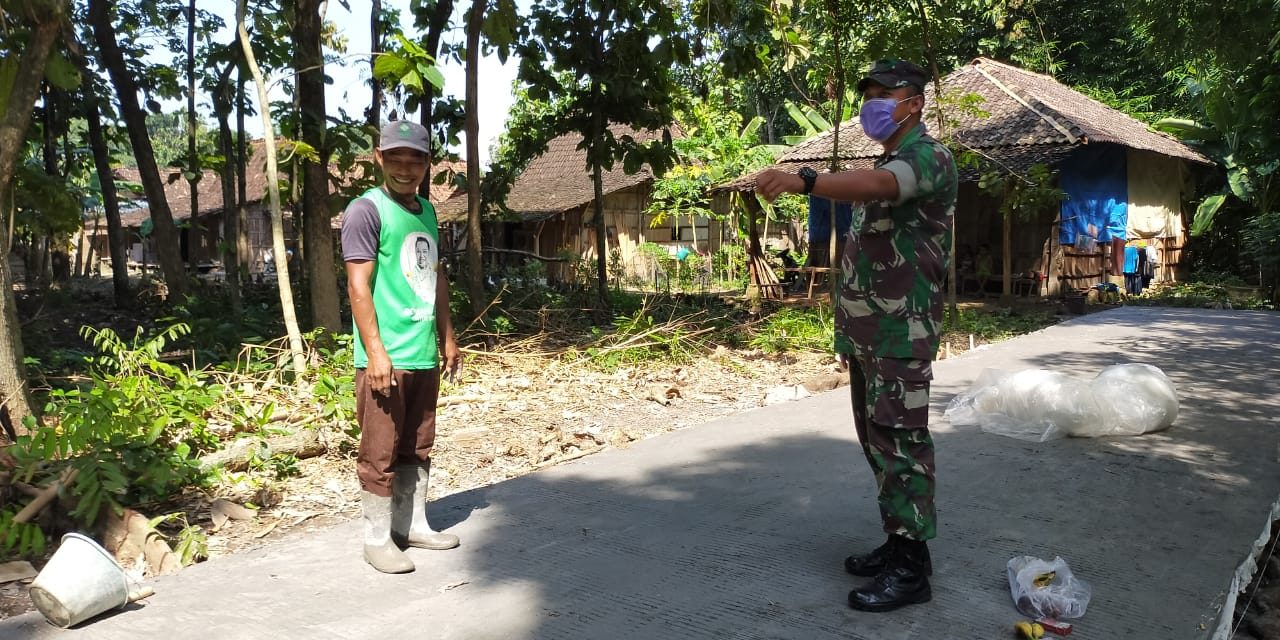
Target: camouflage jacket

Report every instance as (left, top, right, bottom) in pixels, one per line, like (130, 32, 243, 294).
(834, 124, 957, 361)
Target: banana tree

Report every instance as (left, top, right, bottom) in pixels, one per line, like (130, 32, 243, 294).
(1156, 117, 1278, 237)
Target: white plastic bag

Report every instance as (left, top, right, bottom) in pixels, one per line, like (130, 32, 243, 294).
(945, 363, 1178, 441)
(1084, 363, 1179, 437)
(1007, 555, 1092, 620)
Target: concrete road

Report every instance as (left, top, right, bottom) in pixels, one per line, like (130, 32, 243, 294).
(2, 307, 1277, 640)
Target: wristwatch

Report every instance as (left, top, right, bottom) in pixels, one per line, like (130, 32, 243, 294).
(798, 167, 818, 195)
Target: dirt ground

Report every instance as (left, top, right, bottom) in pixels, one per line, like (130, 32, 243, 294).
(205, 347, 844, 555)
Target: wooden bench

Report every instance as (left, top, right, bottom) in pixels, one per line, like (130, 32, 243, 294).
(782, 267, 834, 300)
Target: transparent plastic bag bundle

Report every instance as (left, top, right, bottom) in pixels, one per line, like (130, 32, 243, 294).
(945, 364, 1178, 441)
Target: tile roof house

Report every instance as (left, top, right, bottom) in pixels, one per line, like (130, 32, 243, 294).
(722, 57, 1208, 188)
(719, 58, 1212, 297)
(436, 123, 723, 286)
(86, 143, 462, 278)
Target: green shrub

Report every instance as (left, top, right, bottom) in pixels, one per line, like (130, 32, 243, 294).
(1127, 281, 1276, 310)
(748, 305, 834, 353)
(13, 324, 213, 537)
(943, 307, 1059, 341)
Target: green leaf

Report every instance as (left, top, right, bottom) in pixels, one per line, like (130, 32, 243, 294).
(43, 50, 81, 91)
(801, 105, 832, 132)
(421, 65, 446, 91)
(784, 102, 811, 134)
(1227, 168, 1252, 201)
(396, 33, 427, 58)
(401, 69, 423, 95)
(289, 141, 320, 163)
(1152, 117, 1216, 141)
(146, 416, 168, 444)
(148, 512, 180, 529)
(1191, 194, 1227, 236)
(373, 54, 410, 81)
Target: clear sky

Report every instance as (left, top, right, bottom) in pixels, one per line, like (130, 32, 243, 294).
(173, 0, 520, 166)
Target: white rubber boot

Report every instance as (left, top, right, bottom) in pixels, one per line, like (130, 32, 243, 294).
(361, 492, 415, 573)
(391, 462, 460, 550)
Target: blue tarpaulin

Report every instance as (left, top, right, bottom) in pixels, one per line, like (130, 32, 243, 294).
(808, 197, 853, 246)
(1058, 145, 1128, 246)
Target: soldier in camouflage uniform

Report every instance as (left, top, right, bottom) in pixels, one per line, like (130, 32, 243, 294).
(756, 59, 957, 613)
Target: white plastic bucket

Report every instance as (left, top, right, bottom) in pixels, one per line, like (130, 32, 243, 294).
(28, 532, 130, 628)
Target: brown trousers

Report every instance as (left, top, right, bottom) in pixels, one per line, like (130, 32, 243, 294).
(355, 369, 439, 497)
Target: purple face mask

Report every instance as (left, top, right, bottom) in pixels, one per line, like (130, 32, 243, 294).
(859, 96, 914, 142)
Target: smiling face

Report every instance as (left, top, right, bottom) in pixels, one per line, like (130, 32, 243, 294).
(375, 147, 429, 198)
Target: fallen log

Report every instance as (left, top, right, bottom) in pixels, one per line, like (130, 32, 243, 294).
(13, 468, 77, 524)
(199, 428, 326, 473)
(13, 481, 40, 498)
(102, 508, 181, 576)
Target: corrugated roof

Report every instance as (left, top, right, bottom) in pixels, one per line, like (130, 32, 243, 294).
(719, 57, 1210, 192)
(437, 123, 676, 223)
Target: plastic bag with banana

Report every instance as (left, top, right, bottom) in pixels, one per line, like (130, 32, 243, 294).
(1007, 555, 1092, 620)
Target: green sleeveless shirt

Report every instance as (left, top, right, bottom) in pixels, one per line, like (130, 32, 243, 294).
(351, 187, 441, 370)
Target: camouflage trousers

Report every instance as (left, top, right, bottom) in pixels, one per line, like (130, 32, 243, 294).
(848, 354, 937, 541)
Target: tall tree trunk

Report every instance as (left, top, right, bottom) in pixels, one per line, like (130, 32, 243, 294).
(236, 67, 250, 277)
(416, 0, 455, 200)
(89, 0, 187, 298)
(463, 0, 485, 318)
(86, 100, 132, 305)
(587, 17, 609, 315)
(294, 0, 341, 332)
(25, 236, 42, 286)
(213, 63, 243, 318)
(36, 84, 59, 289)
(369, 0, 382, 145)
(591, 159, 608, 314)
(58, 93, 75, 282)
(0, 0, 66, 440)
(588, 83, 609, 315)
(239, 0, 306, 373)
(1002, 208, 1013, 302)
(186, 0, 200, 272)
(75, 224, 88, 276)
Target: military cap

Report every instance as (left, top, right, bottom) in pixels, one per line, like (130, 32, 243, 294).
(856, 59, 931, 93)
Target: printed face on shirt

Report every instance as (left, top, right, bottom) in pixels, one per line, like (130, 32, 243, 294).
(400, 232, 437, 309)
(416, 237, 431, 270)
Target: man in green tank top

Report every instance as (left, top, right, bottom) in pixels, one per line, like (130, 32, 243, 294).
(340, 120, 462, 573)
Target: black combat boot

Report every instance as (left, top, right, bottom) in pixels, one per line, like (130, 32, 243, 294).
(845, 534, 932, 577)
(847, 537, 932, 612)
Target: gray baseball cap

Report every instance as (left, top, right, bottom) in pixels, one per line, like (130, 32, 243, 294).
(378, 120, 430, 154)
